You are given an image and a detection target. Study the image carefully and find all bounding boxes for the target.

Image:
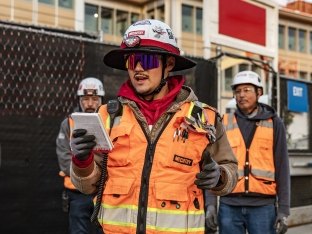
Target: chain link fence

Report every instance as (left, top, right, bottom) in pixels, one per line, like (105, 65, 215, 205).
(0, 21, 217, 233)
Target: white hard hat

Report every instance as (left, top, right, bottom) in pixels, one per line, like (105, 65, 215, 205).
(103, 19, 196, 71)
(77, 77, 105, 97)
(231, 71, 263, 89)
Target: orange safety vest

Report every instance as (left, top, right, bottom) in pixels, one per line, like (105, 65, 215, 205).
(97, 101, 217, 234)
(59, 117, 76, 190)
(223, 113, 276, 196)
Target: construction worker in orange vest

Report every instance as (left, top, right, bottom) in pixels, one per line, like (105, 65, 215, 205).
(205, 71, 290, 234)
(56, 77, 104, 234)
(69, 19, 238, 234)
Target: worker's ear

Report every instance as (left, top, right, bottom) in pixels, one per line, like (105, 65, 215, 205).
(165, 56, 175, 72)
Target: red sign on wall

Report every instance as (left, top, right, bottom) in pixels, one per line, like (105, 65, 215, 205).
(219, 0, 266, 46)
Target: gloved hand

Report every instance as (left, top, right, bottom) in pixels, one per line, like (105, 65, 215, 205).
(195, 152, 221, 189)
(205, 204, 218, 232)
(70, 129, 96, 161)
(274, 212, 288, 234)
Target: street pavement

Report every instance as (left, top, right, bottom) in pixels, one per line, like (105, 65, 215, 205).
(288, 223, 312, 234)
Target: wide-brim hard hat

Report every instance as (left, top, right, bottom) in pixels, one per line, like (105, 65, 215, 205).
(103, 19, 196, 72)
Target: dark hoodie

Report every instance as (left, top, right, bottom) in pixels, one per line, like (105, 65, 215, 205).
(220, 103, 290, 216)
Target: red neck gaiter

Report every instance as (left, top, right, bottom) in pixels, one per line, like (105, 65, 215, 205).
(118, 76, 185, 125)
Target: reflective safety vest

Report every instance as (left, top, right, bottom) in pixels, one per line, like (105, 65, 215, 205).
(60, 117, 76, 190)
(223, 113, 276, 196)
(97, 101, 217, 234)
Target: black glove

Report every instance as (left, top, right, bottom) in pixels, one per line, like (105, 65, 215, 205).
(274, 212, 288, 234)
(195, 157, 221, 189)
(206, 204, 218, 232)
(70, 129, 96, 161)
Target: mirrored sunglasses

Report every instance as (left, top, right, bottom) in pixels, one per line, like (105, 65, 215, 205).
(125, 53, 161, 70)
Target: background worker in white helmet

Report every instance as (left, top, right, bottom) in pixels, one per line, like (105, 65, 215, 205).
(56, 77, 104, 234)
(69, 19, 238, 234)
(206, 71, 290, 234)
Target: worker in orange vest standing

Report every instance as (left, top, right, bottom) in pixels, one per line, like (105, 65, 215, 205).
(56, 77, 104, 234)
(206, 71, 290, 234)
(70, 19, 238, 234)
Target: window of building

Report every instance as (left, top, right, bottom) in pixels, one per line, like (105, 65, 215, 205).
(299, 29, 306, 53)
(59, 0, 73, 8)
(39, 0, 54, 4)
(131, 13, 139, 24)
(239, 63, 249, 72)
(116, 10, 128, 36)
(182, 4, 193, 33)
(85, 4, 98, 33)
(288, 27, 296, 51)
(299, 71, 307, 80)
(289, 70, 297, 78)
(156, 6, 165, 22)
(182, 4, 202, 35)
(280, 69, 286, 75)
(278, 25, 285, 49)
(101, 7, 113, 34)
(224, 67, 234, 92)
(147, 9, 155, 19)
(196, 8, 202, 35)
(251, 64, 262, 75)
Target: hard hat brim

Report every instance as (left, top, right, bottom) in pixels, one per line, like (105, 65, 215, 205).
(103, 47, 196, 71)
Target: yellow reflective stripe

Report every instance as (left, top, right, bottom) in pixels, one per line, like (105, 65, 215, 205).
(238, 169, 244, 177)
(194, 101, 206, 122)
(238, 168, 275, 180)
(147, 224, 205, 232)
(148, 207, 204, 215)
(105, 116, 110, 128)
(101, 219, 136, 227)
(252, 168, 275, 179)
(187, 102, 195, 118)
(99, 203, 205, 231)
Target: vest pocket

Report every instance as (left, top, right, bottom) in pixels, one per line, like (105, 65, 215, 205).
(167, 131, 207, 172)
(108, 124, 133, 167)
(151, 182, 205, 232)
(153, 182, 189, 231)
(100, 177, 136, 233)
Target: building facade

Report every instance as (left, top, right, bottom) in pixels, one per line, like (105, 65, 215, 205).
(0, 0, 280, 113)
(279, 1, 312, 80)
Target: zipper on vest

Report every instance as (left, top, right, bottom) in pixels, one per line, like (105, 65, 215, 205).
(136, 113, 174, 234)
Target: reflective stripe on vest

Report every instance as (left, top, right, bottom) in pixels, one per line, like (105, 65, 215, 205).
(98, 204, 205, 232)
(62, 117, 77, 190)
(97, 101, 216, 233)
(223, 113, 276, 195)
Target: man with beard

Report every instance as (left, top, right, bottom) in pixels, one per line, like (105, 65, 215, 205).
(56, 77, 104, 234)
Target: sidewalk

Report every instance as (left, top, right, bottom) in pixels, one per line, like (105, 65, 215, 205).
(288, 223, 312, 234)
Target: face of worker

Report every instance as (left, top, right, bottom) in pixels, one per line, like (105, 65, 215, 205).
(126, 53, 175, 100)
(233, 84, 262, 114)
(79, 95, 102, 113)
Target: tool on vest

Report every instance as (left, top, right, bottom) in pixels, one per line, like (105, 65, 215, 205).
(91, 99, 122, 228)
(190, 104, 217, 144)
